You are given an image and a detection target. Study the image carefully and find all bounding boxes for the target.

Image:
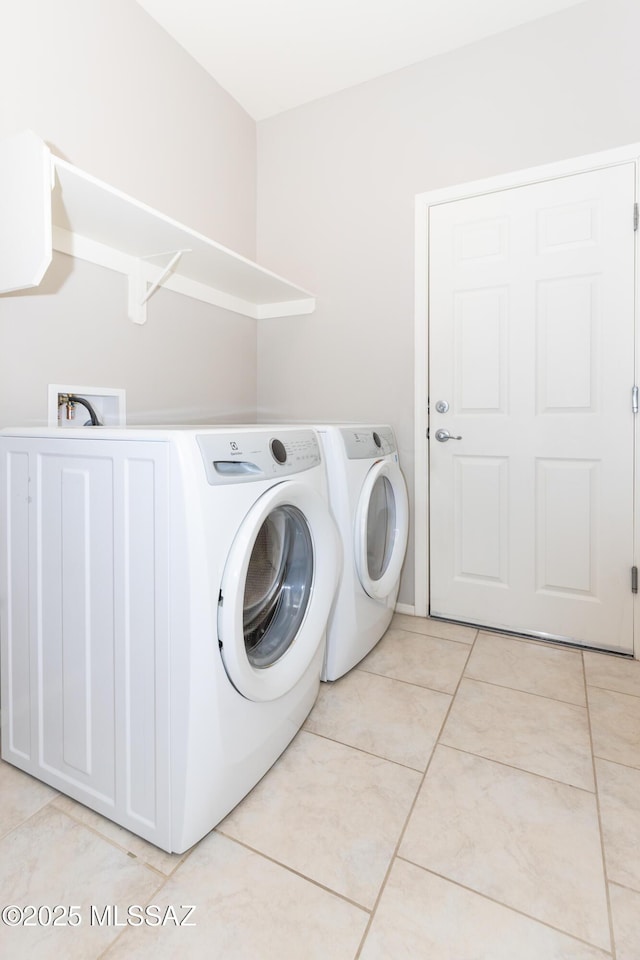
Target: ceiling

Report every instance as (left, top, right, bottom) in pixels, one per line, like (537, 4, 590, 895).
(136, 0, 587, 121)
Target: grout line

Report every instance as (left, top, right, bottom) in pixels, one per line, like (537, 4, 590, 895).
(584, 649, 618, 960)
(95, 871, 171, 960)
(592, 754, 640, 773)
(0, 769, 194, 883)
(212, 828, 372, 915)
(305, 717, 597, 797)
(395, 632, 476, 647)
(390, 619, 476, 646)
(47, 800, 185, 881)
(435, 741, 597, 795)
(300, 727, 431, 774)
(394, 857, 614, 957)
(0, 788, 59, 846)
(586, 681, 640, 700)
(354, 662, 459, 697)
(607, 878, 640, 896)
(352, 628, 478, 958)
(459, 672, 589, 709)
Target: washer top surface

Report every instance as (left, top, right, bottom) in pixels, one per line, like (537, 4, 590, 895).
(0, 423, 313, 440)
(0, 424, 324, 483)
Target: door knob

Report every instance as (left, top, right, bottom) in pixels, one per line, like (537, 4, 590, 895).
(434, 429, 462, 442)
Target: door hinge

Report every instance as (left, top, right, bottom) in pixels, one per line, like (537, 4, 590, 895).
(632, 566, 638, 594)
(635, 203, 638, 231)
(633, 386, 639, 414)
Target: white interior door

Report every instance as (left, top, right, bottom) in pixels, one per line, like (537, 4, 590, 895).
(429, 163, 636, 654)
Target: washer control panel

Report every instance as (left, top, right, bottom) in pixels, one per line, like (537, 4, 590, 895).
(340, 426, 396, 459)
(197, 429, 321, 485)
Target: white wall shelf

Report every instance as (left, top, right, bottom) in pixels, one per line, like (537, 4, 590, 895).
(0, 130, 315, 324)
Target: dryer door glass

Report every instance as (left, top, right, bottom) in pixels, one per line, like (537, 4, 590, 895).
(355, 459, 409, 602)
(367, 475, 396, 581)
(243, 505, 313, 667)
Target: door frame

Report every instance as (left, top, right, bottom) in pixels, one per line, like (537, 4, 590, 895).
(413, 142, 640, 659)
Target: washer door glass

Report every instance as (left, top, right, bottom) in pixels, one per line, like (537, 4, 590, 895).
(243, 505, 313, 668)
(366, 475, 396, 582)
(218, 480, 339, 702)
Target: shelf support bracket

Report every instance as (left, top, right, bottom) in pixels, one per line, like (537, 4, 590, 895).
(128, 248, 191, 325)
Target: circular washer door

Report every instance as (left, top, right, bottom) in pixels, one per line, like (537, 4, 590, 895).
(218, 480, 338, 702)
(354, 459, 409, 600)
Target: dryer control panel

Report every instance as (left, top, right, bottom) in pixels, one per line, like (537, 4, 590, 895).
(197, 429, 321, 485)
(340, 426, 396, 460)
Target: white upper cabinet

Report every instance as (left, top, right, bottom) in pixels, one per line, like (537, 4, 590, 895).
(0, 130, 315, 324)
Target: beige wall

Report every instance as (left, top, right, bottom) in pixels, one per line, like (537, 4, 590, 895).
(256, 0, 640, 605)
(0, 0, 257, 426)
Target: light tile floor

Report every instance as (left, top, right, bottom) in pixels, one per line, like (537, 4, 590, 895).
(1, 615, 639, 959)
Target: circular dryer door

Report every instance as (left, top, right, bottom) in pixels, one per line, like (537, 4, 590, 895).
(218, 481, 338, 702)
(354, 459, 409, 600)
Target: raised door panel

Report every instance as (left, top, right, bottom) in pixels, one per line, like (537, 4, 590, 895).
(116, 451, 170, 837)
(536, 277, 599, 414)
(38, 452, 116, 799)
(535, 458, 599, 597)
(455, 289, 508, 415)
(1, 451, 33, 761)
(453, 456, 509, 584)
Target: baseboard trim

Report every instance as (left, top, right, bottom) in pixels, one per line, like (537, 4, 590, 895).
(394, 602, 415, 616)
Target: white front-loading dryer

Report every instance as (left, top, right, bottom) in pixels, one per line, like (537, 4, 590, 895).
(0, 425, 339, 852)
(314, 424, 409, 681)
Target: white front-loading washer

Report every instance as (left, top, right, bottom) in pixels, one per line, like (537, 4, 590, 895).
(314, 424, 409, 681)
(0, 425, 339, 852)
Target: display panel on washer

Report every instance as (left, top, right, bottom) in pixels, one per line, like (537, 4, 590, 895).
(340, 427, 396, 459)
(197, 430, 321, 484)
(243, 504, 313, 667)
